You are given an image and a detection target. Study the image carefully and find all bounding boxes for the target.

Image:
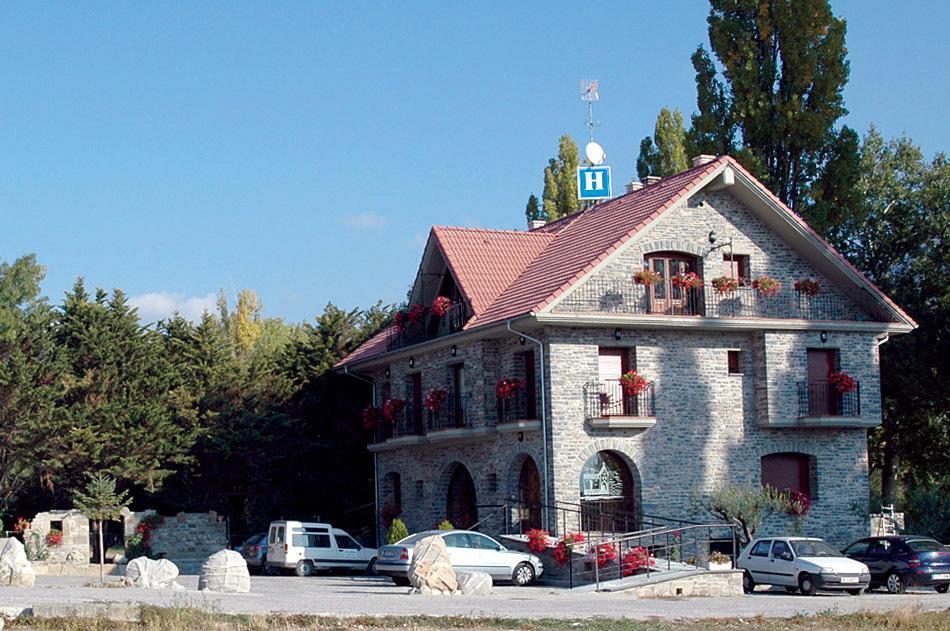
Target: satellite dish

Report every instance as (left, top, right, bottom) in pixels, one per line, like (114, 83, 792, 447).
(585, 141, 606, 166)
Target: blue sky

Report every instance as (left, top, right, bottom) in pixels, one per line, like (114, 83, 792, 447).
(1, 1, 947, 323)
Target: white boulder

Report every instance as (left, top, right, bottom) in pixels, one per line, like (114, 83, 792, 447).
(198, 549, 250, 593)
(0, 539, 35, 587)
(124, 557, 184, 590)
(408, 535, 458, 594)
(456, 571, 493, 596)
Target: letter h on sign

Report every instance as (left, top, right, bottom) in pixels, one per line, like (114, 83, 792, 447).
(577, 166, 611, 200)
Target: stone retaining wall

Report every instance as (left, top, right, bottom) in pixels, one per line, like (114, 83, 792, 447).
(630, 570, 744, 598)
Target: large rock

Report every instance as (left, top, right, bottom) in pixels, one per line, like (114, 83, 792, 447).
(124, 557, 183, 590)
(198, 549, 250, 593)
(408, 535, 457, 594)
(0, 539, 35, 587)
(456, 571, 492, 596)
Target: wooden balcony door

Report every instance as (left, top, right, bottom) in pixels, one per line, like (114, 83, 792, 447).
(598, 348, 631, 416)
(646, 253, 700, 315)
(806, 349, 837, 416)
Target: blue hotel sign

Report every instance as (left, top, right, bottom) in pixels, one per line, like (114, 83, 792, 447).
(577, 166, 612, 200)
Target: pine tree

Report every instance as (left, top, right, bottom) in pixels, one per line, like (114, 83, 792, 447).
(73, 472, 131, 582)
(524, 194, 542, 223)
(636, 137, 659, 179)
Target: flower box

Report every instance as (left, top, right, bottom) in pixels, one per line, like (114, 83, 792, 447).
(752, 275, 781, 297)
(619, 370, 649, 397)
(711, 276, 740, 294)
(828, 371, 857, 394)
(794, 278, 821, 296)
(671, 271, 703, 290)
(633, 269, 663, 285)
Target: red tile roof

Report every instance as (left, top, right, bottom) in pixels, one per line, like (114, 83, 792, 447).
(338, 154, 914, 368)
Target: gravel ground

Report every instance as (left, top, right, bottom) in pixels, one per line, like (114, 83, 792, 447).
(1, 574, 948, 621)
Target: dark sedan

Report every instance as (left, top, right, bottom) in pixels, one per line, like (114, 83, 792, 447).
(843, 535, 950, 593)
(239, 532, 270, 574)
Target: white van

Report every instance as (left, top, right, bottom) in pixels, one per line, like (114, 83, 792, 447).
(265, 521, 377, 577)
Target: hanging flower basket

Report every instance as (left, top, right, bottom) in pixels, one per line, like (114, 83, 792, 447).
(408, 304, 427, 324)
(495, 378, 523, 400)
(393, 310, 408, 333)
(671, 271, 703, 290)
(621, 546, 656, 576)
(711, 276, 740, 294)
(361, 405, 380, 430)
(423, 388, 448, 412)
(526, 528, 550, 554)
(752, 275, 781, 297)
(590, 542, 618, 569)
(633, 269, 663, 285)
(382, 398, 405, 422)
(431, 296, 452, 317)
(619, 370, 649, 397)
(828, 371, 857, 394)
(794, 278, 821, 296)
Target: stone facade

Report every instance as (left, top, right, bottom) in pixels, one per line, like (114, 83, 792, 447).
(127, 510, 227, 562)
(29, 510, 90, 566)
(370, 188, 888, 548)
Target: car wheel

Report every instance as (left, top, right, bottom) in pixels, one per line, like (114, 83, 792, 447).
(295, 560, 315, 577)
(742, 571, 756, 594)
(935, 584, 948, 594)
(262, 563, 278, 576)
(392, 576, 411, 587)
(512, 562, 535, 586)
(799, 573, 818, 596)
(784, 586, 798, 594)
(885, 571, 906, 594)
(365, 558, 377, 576)
(847, 588, 864, 596)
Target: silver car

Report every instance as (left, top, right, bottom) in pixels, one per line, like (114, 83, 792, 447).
(376, 530, 543, 586)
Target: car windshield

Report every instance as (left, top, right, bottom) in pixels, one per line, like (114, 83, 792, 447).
(396, 532, 433, 546)
(243, 533, 265, 546)
(791, 540, 842, 558)
(906, 539, 946, 552)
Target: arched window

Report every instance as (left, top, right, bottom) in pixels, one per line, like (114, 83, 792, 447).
(644, 252, 702, 315)
(761, 453, 815, 498)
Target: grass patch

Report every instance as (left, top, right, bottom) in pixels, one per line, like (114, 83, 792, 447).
(6, 607, 950, 630)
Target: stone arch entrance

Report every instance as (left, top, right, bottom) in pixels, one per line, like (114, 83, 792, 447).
(579, 450, 641, 533)
(516, 456, 542, 532)
(445, 463, 478, 529)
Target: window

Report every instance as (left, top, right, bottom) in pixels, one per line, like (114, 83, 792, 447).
(442, 533, 470, 548)
(771, 540, 793, 560)
(409, 373, 423, 431)
(761, 452, 814, 498)
(451, 363, 465, 425)
(293, 533, 330, 548)
(468, 534, 500, 550)
(275, 526, 285, 544)
(728, 350, 743, 374)
(843, 540, 871, 556)
(335, 534, 361, 550)
(414, 480, 424, 499)
(750, 540, 772, 557)
(722, 254, 750, 284)
(867, 539, 892, 557)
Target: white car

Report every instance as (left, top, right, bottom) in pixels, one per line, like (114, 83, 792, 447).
(265, 521, 376, 576)
(738, 537, 871, 595)
(376, 530, 543, 586)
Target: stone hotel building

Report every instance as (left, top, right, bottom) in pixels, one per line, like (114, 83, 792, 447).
(337, 155, 915, 546)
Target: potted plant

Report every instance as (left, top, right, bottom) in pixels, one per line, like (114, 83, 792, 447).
(423, 388, 448, 412)
(794, 278, 821, 296)
(633, 269, 663, 285)
(711, 276, 740, 294)
(708, 550, 732, 571)
(828, 371, 857, 394)
(752, 275, 781, 297)
(495, 378, 523, 400)
(382, 398, 405, 422)
(526, 528, 550, 554)
(671, 271, 704, 290)
(431, 295, 452, 317)
(619, 370, 649, 397)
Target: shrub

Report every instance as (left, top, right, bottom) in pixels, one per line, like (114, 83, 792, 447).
(387, 518, 409, 545)
(526, 528, 549, 554)
(590, 542, 618, 569)
(24, 532, 48, 562)
(903, 485, 950, 543)
(436, 520, 454, 531)
(621, 546, 655, 576)
(552, 532, 584, 565)
(690, 484, 790, 547)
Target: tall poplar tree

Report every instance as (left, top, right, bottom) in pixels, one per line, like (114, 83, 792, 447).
(637, 108, 690, 178)
(538, 135, 582, 221)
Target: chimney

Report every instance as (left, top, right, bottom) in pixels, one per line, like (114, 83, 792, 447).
(691, 154, 717, 167)
(528, 219, 546, 230)
(625, 180, 644, 193)
(644, 175, 663, 186)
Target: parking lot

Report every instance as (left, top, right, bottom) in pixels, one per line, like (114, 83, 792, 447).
(1, 574, 948, 621)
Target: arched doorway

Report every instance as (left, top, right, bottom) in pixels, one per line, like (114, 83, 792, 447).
(645, 251, 702, 315)
(579, 451, 640, 534)
(517, 457, 542, 532)
(446, 464, 478, 529)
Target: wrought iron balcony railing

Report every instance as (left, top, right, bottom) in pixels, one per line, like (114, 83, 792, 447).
(424, 392, 472, 433)
(495, 387, 539, 424)
(386, 302, 469, 352)
(797, 380, 860, 417)
(584, 380, 656, 419)
(557, 279, 897, 323)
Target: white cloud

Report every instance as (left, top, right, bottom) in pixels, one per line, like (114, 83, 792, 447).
(128, 291, 217, 323)
(338, 211, 389, 230)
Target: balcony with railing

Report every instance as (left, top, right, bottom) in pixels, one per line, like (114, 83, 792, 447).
(387, 302, 469, 352)
(584, 380, 657, 429)
(556, 279, 896, 323)
(797, 380, 861, 422)
(493, 386, 541, 433)
(373, 402, 425, 446)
